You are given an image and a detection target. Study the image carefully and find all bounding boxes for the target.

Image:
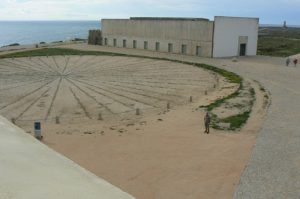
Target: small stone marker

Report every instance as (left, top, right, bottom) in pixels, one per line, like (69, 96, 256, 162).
(136, 108, 140, 115)
(11, 118, 16, 124)
(205, 90, 208, 95)
(214, 84, 216, 88)
(190, 96, 193, 102)
(34, 121, 42, 140)
(167, 102, 170, 109)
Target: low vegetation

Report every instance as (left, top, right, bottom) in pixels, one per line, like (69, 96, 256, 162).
(206, 85, 255, 131)
(0, 48, 119, 58)
(258, 27, 300, 57)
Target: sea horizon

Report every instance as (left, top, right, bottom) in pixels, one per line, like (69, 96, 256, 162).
(1, 20, 299, 47)
(0, 20, 100, 47)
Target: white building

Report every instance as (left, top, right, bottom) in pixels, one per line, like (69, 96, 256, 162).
(212, 16, 259, 57)
(97, 16, 259, 58)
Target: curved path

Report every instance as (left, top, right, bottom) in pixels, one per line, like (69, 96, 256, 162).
(58, 44, 300, 198)
(220, 57, 300, 198)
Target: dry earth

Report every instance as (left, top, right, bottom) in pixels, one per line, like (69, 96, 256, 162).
(0, 47, 269, 199)
(0, 55, 231, 126)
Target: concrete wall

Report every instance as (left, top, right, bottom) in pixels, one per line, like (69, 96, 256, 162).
(101, 18, 214, 57)
(212, 16, 259, 58)
(88, 30, 102, 45)
(0, 115, 135, 199)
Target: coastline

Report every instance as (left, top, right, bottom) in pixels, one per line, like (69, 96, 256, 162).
(0, 40, 86, 55)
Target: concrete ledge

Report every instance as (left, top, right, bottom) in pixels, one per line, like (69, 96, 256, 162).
(0, 116, 135, 199)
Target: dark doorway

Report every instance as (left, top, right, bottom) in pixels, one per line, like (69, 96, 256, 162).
(239, 44, 246, 56)
(196, 46, 202, 56)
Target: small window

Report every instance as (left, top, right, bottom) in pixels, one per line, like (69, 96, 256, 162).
(104, 38, 108, 45)
(133, 40, 137, 49)
(181, 44, 187, 54)
(113, 39, 117, 47)
(123, 39, 127, 47)
(144, 41, 148, 49)
(196, 46, 202, 56)
(155, 42, 160, 51)
(168, 43, 173, 53)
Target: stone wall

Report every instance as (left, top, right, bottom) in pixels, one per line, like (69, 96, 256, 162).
(88, 30, 102, 45)
(101, 18, 214, 57)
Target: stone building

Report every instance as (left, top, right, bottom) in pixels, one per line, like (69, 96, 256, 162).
(88, 30, 102, 45)
(90, 16, 259, 58)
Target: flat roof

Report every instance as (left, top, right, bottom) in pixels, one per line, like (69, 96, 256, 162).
(129, 17, 210, 21)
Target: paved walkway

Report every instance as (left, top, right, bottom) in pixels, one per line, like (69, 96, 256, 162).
(0, 115, 135, 199)
(60, 44, 300, 198)
(220, 57, 300, 198)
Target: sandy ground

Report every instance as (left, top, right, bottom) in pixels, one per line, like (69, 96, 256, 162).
(0, 55, 232, 125)
(40, 76, 267, 199)
(0, 44, 270, 198)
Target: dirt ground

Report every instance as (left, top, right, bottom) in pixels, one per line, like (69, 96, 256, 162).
(0, 51, 268, 198)
(0, 55, 230, 125)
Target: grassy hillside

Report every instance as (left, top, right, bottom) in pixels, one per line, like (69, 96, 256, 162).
(258, 27, 300, 57)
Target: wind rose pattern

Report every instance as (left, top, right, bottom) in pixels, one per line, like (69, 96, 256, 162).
(0, 55, 216, 123)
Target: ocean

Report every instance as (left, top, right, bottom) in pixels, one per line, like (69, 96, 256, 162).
(0, 21, 100, 47)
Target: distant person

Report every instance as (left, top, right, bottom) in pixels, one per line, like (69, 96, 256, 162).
(293, 58, 298, 67)
(286, 57, 290, 66)
(204, 112, 211, 134)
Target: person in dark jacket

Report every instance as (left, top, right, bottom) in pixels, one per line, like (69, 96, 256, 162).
(204, 112, 211, 134)
(293, 58, 298, 67)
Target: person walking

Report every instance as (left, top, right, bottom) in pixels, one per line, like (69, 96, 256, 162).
(204, 112, 211, 134)
(286, 57, 290, 66)
(293, 58, 298, 67)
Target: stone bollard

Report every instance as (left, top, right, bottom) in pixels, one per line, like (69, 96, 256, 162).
(205, 91, 208, 95)
(55, 116, 60, 124)
(136, 108, 140, 116)
(190, 96, 193, 102)
(167, 102, 170, 109)
(213, 84, 216, 88)
(34, 121, 42, 140)
(98, 113, 103, 120)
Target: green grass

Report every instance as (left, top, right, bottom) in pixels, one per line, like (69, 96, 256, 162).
(0, 48, 122, 58)
(204, 86, 255, 131)
(258, 27, 300, 57)
(219, 111, 251, 130)
(199, 82, 243, 111)
(258, 36, 300, 57)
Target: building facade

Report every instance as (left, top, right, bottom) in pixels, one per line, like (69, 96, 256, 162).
(212, 16, 259, 57)
(95, 16, 259, 58)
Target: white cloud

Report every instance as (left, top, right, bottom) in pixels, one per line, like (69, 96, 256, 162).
(0, 0, 299, 22)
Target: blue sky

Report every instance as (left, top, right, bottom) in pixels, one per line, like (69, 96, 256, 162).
(0, 0, 299, 25)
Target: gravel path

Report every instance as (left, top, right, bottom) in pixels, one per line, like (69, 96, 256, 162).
(60, 44, 300, 198)
(219, 57, 300, 199)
